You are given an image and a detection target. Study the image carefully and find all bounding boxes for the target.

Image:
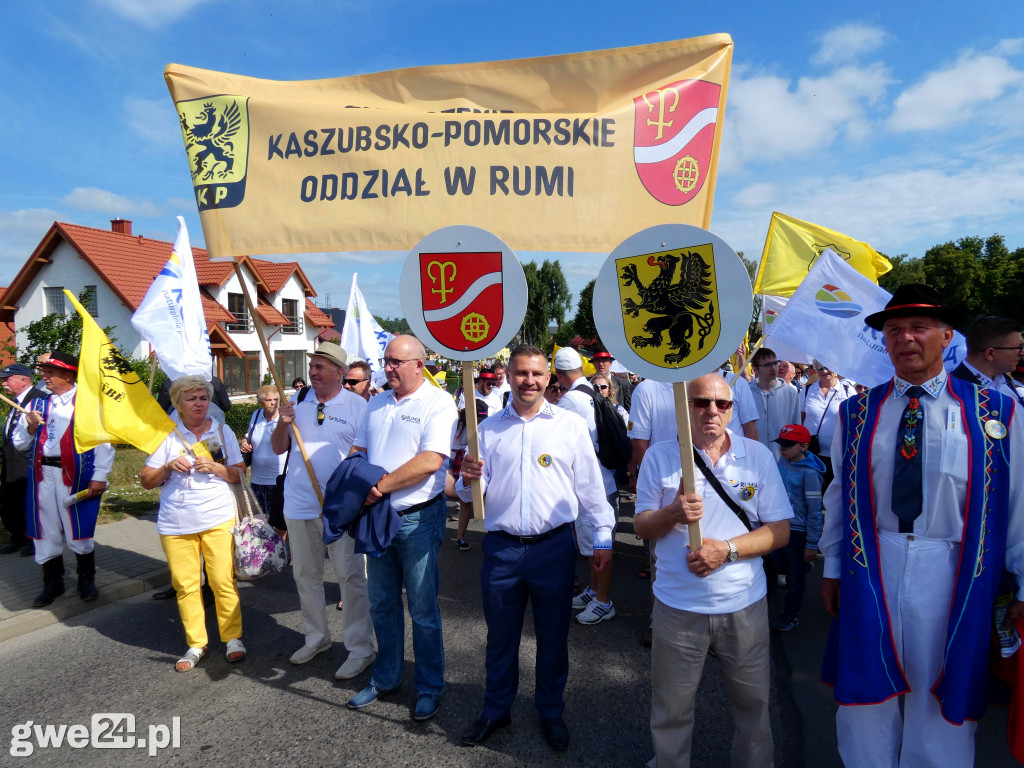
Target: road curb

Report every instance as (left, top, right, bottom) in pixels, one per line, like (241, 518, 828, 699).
(0, 566, 171, 643)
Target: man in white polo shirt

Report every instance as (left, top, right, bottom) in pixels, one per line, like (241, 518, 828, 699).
(272, 342, 375, 679)
(457, 345, 614, 751)
(346, 335, 458, 723)
(635, 373, 791, 767)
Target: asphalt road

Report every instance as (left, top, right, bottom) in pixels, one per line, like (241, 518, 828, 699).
(0, 508, 1017, 767)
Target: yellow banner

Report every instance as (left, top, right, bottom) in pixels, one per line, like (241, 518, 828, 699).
(164, 36, 733, 258)
(753, 212, 892, 297)
(67, 291, 176, 455)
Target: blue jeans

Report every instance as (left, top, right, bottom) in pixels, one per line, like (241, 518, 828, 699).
(366, 495, 446, 695)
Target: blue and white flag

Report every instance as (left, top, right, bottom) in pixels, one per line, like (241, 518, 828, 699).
(766, 249, 965, 387)
(131, 217, 212, 381)
(340, 274, 392, 374)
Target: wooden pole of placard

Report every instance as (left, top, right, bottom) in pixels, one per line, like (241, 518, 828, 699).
(231, 261, 323, 507)
(672, 380, 703, 549)
(461, 364, 486, 518)
(147, 350, 159, 394)
(0, 391, 28, 414)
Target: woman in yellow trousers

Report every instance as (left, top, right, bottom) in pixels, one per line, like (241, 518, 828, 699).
(141, 376, 247, 671)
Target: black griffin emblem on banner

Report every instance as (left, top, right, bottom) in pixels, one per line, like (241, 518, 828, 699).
(617, 246, 720, 367)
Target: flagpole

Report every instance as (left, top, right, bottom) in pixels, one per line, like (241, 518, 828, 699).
(230, 261, 324, 507)
(0, 392, 28, 415)
(462, 363, 486, 518)
(672, 381, 702, 549)
(147, 350, 159, 394)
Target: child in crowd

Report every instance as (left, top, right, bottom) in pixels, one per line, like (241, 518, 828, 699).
(770, 424, 825, 631)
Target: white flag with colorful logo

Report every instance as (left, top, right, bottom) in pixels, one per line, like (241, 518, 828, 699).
(766, 250, 965, 387)
(130, 217, 212, 381)
(340, 274, 393, 374)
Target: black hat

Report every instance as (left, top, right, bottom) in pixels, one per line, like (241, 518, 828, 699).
(864, 283, 959, 331)
(37, 351, 78, 372)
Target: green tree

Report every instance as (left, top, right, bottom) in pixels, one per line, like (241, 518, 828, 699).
(571, 279, 597, 342)
(378, 316, 411, 334)
(877, 253, 925, 293)
(520, 259, 572, 347)
(921, 237, 987, 320)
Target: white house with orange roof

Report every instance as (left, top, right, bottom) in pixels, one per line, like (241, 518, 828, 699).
(0, 219, 338, 395)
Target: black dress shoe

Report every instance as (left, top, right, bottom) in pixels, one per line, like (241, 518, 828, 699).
(462, 714, 511, 746)
(152, 586, 176, 600)
(541, 717, 569, 752)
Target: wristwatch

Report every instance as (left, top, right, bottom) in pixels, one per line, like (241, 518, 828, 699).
(726, 539, 739, 562)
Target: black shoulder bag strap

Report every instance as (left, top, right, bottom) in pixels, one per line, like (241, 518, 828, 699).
(691, 448, 753, 532)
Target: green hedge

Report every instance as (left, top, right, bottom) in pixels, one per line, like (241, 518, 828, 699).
(224, 402, 260, 440)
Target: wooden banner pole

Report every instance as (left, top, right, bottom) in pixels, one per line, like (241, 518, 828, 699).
(462, 364, 486, 518)
(147, 350, 159, 394)
(0, 391, 28, 414)
(672, 380, 702, 549)
(231, 261, 323, 506)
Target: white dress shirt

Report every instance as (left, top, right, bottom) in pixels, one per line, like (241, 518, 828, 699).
(455, 401, 615, 546)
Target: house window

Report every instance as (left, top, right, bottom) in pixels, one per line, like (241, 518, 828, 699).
(282, 298, 303, 335)
(44, 287, 66, 316)
(274, 350, 306, 386)
(226, 293, 250, 333)
(83, 285, 98, 317)
(223, 352, 261, 395)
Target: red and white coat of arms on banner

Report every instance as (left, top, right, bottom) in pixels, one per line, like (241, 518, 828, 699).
(419, 252, 503, 352)
(634, 79, 721, 207)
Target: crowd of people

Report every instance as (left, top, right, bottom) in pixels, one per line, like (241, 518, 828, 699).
(2, 282, 1024, 766)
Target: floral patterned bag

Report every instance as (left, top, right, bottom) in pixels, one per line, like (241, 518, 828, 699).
(232, 472, 290, 580)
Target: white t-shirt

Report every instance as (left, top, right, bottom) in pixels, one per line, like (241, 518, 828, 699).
(558, 378, 616, 497)
(636, 432, 792, 614)
(283, 388, 367, 520)
(355, 381, 458, 511)
(146, 417, 244, 536)
(246, 409, 287, 485)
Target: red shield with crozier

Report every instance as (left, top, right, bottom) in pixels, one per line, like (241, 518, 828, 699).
(419, 252, 503, 353)
(634, 79, 722, 206)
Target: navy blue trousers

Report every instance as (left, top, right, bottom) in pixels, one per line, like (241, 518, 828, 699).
(480, 525, 576, 719)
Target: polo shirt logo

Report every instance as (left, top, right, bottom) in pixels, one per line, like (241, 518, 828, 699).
(400, 415, 422, 424)
(538, 454, 553, 467)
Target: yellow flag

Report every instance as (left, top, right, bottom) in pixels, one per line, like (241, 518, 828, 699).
(165, 36, 733, 258)
(66, 291, 176, 454)
(753, 212, 892, 297)
(550, 345, 596, 377)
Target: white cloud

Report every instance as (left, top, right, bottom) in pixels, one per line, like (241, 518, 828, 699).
(0, 207, 66, 285)
(125, 96, 182, 148)
(93, 0, 213, 27)
(731, 182, 778, 210)
(888, 44, 1024, 132)
(722, 63, 893, 170)
(62, 187, 165, 218)
(813, 23, 890, 67)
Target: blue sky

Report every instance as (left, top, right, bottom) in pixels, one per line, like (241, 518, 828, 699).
(2, 0, 1023, 320)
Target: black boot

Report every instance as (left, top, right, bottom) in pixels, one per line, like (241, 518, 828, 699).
(76, 551, 98, 601)
(33, 557, 66, 608)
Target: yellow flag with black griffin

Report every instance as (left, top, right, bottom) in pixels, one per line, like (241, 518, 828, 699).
(753, 212, 892, 297)
(615, 246, 720, 368)
(66, 290, 175, 454)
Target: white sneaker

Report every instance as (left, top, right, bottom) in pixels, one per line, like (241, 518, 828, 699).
(576, 601, 616, 625)
(289, 640, 332, 665)
(571, 590, 595, 610)
(335, 652, 376, 680)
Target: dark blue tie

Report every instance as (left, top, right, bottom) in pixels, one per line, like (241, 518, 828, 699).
(892, 385, 925, 532)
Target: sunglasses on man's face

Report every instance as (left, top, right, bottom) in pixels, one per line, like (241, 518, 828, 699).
(688, 397, 733, 410)
(344, 378, 366, 387)
(547, 385, 566, 393)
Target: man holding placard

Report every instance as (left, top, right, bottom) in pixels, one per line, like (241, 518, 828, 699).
(457, 345, 614, 751)
(635, 373, 791, 768)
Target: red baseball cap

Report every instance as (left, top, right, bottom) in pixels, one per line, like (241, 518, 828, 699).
(773, 424, 811, 444)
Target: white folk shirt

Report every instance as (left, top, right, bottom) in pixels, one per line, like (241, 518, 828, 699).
(455, 401, 615, 546)
(627, 375, 757, 446)
(635, 431, 793, 614)
(356, 381, 457, 511)
(247, 410, 287, 485)
(801, 380, 854, 458)
(145, 416, 244, 535)
(12, 386, 114, 481)
(558, 377, 615, 497)
(820, 371, 1024, 596)
(283, 388, 367, 520)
